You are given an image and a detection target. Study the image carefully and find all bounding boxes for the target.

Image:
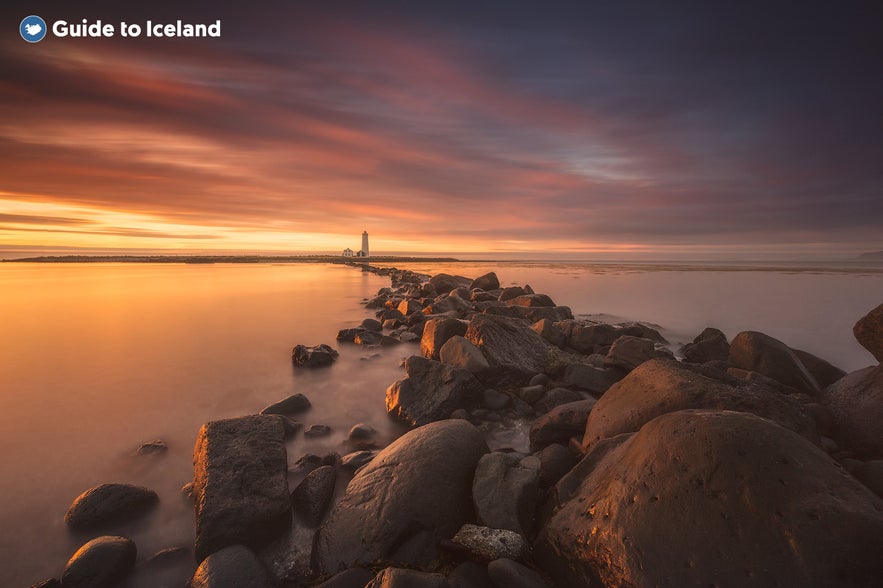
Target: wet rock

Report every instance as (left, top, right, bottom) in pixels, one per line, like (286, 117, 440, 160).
(279, 416, 303, 438)
(439, 335, 490, 372)
(316, 568, 376, 588)
(604, 335, 673, 371)
(193, 415, 291, 561)
(451, 524, 526, 561)
(681, 327, 730, 363)
(470, 272, 500, 291)
(305, 424, 332, 437)
(517, 384, 545, 404)
(824, 365, 883, 459)
(537, 410, 883, 588)
(190, 544, 272, 588)
(568, 323, 618, 354)
(728, 330, 820, 393)
(136, 439, 167, 455)
(504, 294, 555, 307)
(257, 525, 315, 585)
(291, 465, 337, 526)
(533, 387, 584, 414)
(386, 356, 483, 426)
(473, 452, 539, 536)
(341, 450, 378, 471)
(560, 363, 624, 395)
(530, 399, 596, 451)
(429, 273, 473, 293)
(398, 299, 424, 315)
(531, 319, 567, 348)
(348, 423, 376, 442)
(355, 331, 383, 345)
(498, 286, 526, 301)
(366, 567, 448, 588)
(361, 318, 383, 332)
(854, 302, 883, 362)
(61, 536, 136, 588)
(400, 331, 419, 343)
(260, 392, 311, 415)
(793, 348, 847, 389)
(483, 388, 511, 410)
(292, 344, 339, 368)
(485, 304, 573, 323)
(337, 328, 366, 342)
(421, 317, 468, 359)
(64, 483, 158, 530)
(314, 420, 488, 573)
(582, 358, 819, 451)
(465, 315, 551, 383)
(487, 558, 551, 588)
(535, 443, 578, 488)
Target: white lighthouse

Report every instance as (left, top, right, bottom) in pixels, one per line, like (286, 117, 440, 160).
(360, 230, 369, 257)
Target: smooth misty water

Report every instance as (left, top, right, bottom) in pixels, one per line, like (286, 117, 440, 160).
(1, 261, 881, 586)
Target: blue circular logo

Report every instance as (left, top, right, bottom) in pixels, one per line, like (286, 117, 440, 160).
(20, 15, 47, 43)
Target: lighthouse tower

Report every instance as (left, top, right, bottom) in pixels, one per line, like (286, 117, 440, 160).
(361, 231, 369, 258)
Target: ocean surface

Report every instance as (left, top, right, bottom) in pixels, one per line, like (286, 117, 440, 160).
(1, 260, 881, 586)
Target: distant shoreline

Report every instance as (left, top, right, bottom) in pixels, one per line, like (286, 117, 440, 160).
(1, 255, 461, 264)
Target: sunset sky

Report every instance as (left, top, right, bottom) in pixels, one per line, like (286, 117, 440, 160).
(1, 1, 881, 259)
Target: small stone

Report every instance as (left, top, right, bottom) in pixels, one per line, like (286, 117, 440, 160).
(528, 374, 549, 387)
(452, 524, 526, 561)
(136, 439, 167, 455)
(517, 385, 545, 404)
(361, 318, 383, 332)
(181, 482, 195, 500)
(305, 424, 332, 437)
(483, 389, 511, 410)
(261, 393, 311, 416)
(354, 331, 382, 345)
(292, 344, 339, 368)
(348, 423, 376, 441)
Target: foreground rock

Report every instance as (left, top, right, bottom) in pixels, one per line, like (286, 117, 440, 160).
(854, 302, 883, 362)
(582, 358, 819, 451)
(190, 544, 272, 588)
(681, 327, 730, 363)
(421, 318, 468, 360)
(604, 335, 673, 371)
(64, 483, 158, 530)
(465, 314, 551, 384)
(451, 524, 525, 561)
(530, 399, 596, 451)
(193, 415, 291, 561)
(386, 356, 483, 426)
(473, 452, 539, 537)
(439, 335, 490, 372)
(728, 330, 820, 393)
(470, 272, 500, 291)
(291, 344, 339, 368)
(537, 410, 883, 587)
(290, 465, 337, 527)
(824, 365, 883, 459)
(61, 536, 136, 588)
(314, 420, 488, 573)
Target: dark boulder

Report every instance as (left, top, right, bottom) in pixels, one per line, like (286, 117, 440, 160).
(535, 443, 578, 488)
(291, 465, 337, 527)
(451, 524, 526, 561)
(498, 286, 526, 301)
(531, 319, 566, 348)
(530, 399, 596, 451)
(314, 420, 488, 573)
(398, 299, 424, 316)
(581, 358, 819, 451)
(560, 363, 624, 395)
(439, 335, 490, 372)
(854, 302, 883, 362)
(337, 328, 366, 342)
(64, 483, 158, 530)
(472, 452, 539, 537)
(824, 365, 883, 459)
(61, 536, 136, 588)
(361, 318, 383, 332)
(470, 272, 500, 291)
(355, 331, 383, 345)
(305, 424, 332, 437)
(487, 558, 551, 588)
(793, 348, 847, 389)
(604, 335, 673, 371)
(568, 323, 618, 354)
(260, 392, 311, 416)
(386, 356, 484, 426)
(728, 331, 820, 393)
(465, 315, 551, 383)
(136, 439, 167, 455)
(504, 294, 555, 308)
(681, 327, 730, 363)
(190, 544, 273, 588)
(533, 387, 584, 414)
(429, 273, 473, 293)
(292, 344, 339, 368)
(421, 317, 468, 359)
(193, 415, 291, 561)
(536, 410, 883, 588)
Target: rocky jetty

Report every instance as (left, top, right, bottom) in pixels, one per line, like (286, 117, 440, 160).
(31, 264, 883, 587)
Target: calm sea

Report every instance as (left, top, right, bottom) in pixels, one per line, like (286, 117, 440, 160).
(0, 261, 880, 586)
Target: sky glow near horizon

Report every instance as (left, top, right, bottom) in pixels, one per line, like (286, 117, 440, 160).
(0, 1, 881, 260)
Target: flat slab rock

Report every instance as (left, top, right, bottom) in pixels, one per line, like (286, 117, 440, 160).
(193, 415, 291, 562)
(313, 420, 488, 574)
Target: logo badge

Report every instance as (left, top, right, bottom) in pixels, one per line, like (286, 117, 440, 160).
(20, 15, 47, 43)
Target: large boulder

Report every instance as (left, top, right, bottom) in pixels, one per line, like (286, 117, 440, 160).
(536, 410, 883, 588)
(530, 399, 596, 451)
(504, 294, 556, 308)
(728, 331, 820, 393)
(793, 348, 847, 389)
(824, 365, 883, 459)
(313, 420, 489, 573)
(568, 323, 618, 354)
(681, 327, 730, 363)
(472, 453, 539, 537)
(429, 273, 473, 293)
(193, 415, 291, 561)
(61, 536, 136, 588)
(439, 335, 490, 373)
(190, 544, 273, 588)
(581, 358, 819, 451)
(485, 305, 573, 323)
(470, 272, 500, 291)
(604, 335, 673, 371)
(854, 302, 883, 362)
(291, 344, 339, 368)
(560, 363, 624, 395)
(291, 465, 337, 527)
(421, 318, 468, 360)
(531, 319, 567, 348)
(64, 483, 158, 530)
(465, 314, 551, 382)
(386, 356, 484, 426)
